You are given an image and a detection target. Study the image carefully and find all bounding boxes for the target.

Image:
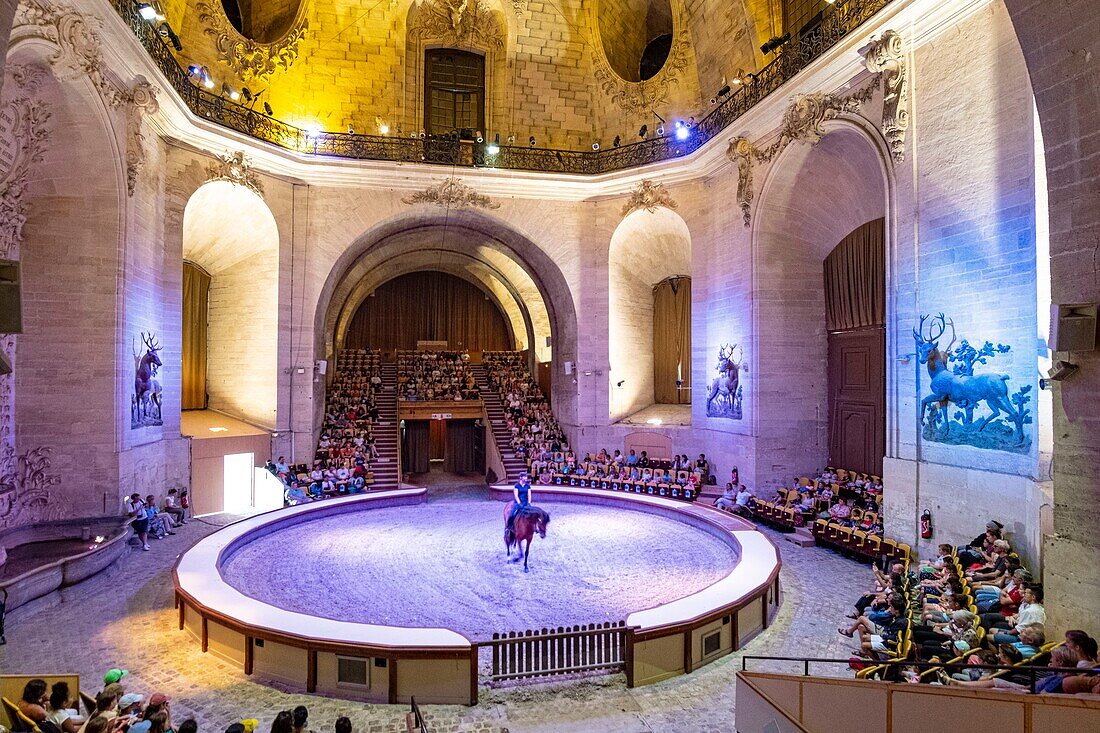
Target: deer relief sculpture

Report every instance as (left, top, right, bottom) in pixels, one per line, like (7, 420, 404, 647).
(706, 343, 744, 419)
(913, 314, 1031, 452)
(132, 331, 164, 428)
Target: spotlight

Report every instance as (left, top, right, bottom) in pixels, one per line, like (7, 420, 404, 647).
(638, 124, 648, 138)
(136, 3, 158, 22)
(198, 66, 214, 89)
(305, 123, 321, 138)
(529, 136, 536, 147)
(379, 123, 389, 135)
(613, 135, 621, 148)
(656, 124, 665, 136)
(760, 33, 791, 54)
(347, 125, 355, 134)
(158, 23, 182, 51)
(187, 64, 201, 76)
(592, 141, 600, 150)
(486, 133, 500, 155)
(410, 131, 417, 138)
(221, 83, 239, 101)
(507, 135, 516, 144)
(263, 101, 273, 116)
(674, 121, 689, 140)
(616, 380, 625, 387)
(717, 84, 731, 97)
(241, 87, 253, 102)
(475, 130, 484, 143)
(418, 129, 426, 139)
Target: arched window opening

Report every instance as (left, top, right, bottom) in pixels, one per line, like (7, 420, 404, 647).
(424, 49, 485, 138)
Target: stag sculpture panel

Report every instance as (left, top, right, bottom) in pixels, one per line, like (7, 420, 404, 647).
(706, 343, 744, 419)
(131, 331, 164, 429)
(913, 314, 1031, 453)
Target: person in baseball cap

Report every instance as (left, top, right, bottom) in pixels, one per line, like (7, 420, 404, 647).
(103, 669, 129, 686)
(118, 692, 144, 714)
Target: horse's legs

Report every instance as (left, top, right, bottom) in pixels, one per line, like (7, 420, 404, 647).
(523, 538, 531, 573)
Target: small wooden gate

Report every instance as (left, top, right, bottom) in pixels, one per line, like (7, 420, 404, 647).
(484, 621, 627, 682)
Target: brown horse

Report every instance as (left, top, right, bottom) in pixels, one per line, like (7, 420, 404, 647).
(503, 501, 551, 573)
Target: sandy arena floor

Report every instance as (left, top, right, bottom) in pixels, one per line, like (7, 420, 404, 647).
(220, 491, 740, 640)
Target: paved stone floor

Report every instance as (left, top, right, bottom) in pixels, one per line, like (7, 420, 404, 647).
(0, 512, 870, 732)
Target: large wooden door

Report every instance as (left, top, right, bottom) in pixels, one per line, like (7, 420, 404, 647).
(827, 327, 885, 476)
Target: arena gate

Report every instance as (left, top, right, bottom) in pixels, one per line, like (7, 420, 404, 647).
(483, 621, 628, 683)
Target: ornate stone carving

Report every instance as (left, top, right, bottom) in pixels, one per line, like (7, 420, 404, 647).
(409, 0, 503, 50)
(0, 335, 14, 496)
(0, 446, 64, 528)
(402, 176, 499, 209)
(724, 80, 880, 227)
(124, 78, 159, 196)
(14, 1, 161, 196)
(204, 150, 265, 197)
(863, 29, 909, 162)
(0, 95, 52, 259)
(592, 8, 693, 114)
(621, 179, 677, 217)
(196, 1, 309, 81)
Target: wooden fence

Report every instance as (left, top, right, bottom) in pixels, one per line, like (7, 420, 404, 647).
(484, 621, 627, 683)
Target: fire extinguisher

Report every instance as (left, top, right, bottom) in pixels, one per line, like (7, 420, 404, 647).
(920, 509, 933, 539)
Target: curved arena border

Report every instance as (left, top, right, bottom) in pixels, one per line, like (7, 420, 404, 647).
(173, 487, 781, 704)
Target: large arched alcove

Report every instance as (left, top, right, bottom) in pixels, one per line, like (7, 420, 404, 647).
(607, 206, 692, 422)
(182, 180, 280, 428)
(4, 51, 125, 521)
(753, 120, 889, 489)
(316, 209, 579, 429)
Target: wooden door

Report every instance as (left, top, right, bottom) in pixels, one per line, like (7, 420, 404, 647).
(827, 327, 885, 475)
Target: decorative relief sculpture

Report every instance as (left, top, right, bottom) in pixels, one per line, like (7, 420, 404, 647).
(725, 82, 878, 227)
(705, 344, 744, 420)
(196, 1, 309, 81)
(131, 332, 164, 429)
(204, 150, 265, 197)
(410, 0, 503, 50)
(913, 313, 1031, 453)
(592, 7, 693, 113)
(620, 179, 677, 217)
(0, 446, 63, 529)
(862, 29, 909, 163)
(0, 335, 15, 498)
(13, 1, 161, 196)
(0, 95, 51, 259)
(402, 176, 500, 209)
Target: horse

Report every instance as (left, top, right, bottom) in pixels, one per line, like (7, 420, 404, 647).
(503, 501, 550, 573)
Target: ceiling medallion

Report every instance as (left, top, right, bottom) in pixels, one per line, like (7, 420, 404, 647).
(592, 7, 693, 114)
(621, 180, 677, 217)
(196, 1, 309, 81)
(410, 0, 503, 49)
(204, 150, 265, 197)
(402, 176, 499, 209)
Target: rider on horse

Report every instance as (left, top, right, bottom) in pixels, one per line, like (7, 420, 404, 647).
(507, 472, 532, 533)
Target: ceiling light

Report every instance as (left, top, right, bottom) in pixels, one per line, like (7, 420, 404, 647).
(486, 133, 500, 155)
(137, 3, 158, 21)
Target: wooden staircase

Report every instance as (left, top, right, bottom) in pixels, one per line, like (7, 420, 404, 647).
(369, 362, 400, 490)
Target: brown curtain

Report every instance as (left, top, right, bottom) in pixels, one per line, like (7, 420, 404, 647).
(824, 218, 885, 331)
(652, 277, 692, 404)
(346, 271, 512, 351)
(402, 420, 430, 473)
(182, 262, 211, 410)
(444, 420, 478, 473)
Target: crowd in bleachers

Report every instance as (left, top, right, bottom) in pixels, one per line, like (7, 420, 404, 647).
(483, 351, 568, 461)
(745, 467, 885, 540)
(528, 448, 712, 502)
(266, 349, 382, 502)
(836, 519, 1100, 695)
(7, 670, 379, 733)
(397, 350, 478, 401)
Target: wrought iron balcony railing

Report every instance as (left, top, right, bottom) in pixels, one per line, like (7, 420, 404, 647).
(109, 0, 891, 174)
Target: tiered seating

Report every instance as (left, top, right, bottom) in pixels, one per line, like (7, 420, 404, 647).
(530, 455, 700, 502)
(396, 349, 478, 400)
(482, 350, 570, 463)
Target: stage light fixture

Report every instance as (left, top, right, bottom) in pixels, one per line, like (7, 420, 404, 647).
(638, 124, 648, 138)
(136, 3, 158, 21)
(674, 121, 690, 140)
(507, 135, 516, 144)
(475, 130, 484, 143)
(486, 133, 500, 155)
(760, 33, 791, 54)
(656, 124, 665, 136)
(379, 123, 389, 135)
(157, 22, 182, 50)
(221, 84, 239, 101)
(613, 135, 621, 148)
(305, 123, 321, 138)
(592, 141, 600, 150)
(347, 125, 355, 134)
(529, 136, 536, 147)
(241, 87, 253, 102)
(263, 101, 273, 116)
(419, 129, 426, 139)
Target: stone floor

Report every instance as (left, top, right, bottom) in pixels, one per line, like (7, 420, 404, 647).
(0, 512, 871, 733)
(615, 404, 692, 427)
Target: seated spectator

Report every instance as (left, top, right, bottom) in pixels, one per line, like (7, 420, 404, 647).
(733, 485, 754, 516)
(271, 711, 293, 733)
(18, 679, 48, 723)
(128, 694, 171, 733)
(45, 681, 83, 733)
(117, 693, 144, 720)
(1035, 647, 1081, 693)
(291, 707, 314, 733)
(78, 691, 120, 733)
(1064, 630, 1099, 668)
(145, 494, 176, 537)
(983, 584, 1046, 644)
(163, 489, 187, 525)
(334, 718, 352, 733)
(714, 483, 737, 512)
(126, 493, 151, 551)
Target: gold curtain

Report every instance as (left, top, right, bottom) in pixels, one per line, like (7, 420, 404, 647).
(346, 271, 513, 351)
(823, 218, 885, 331)
(653, 277, 692, 404)
(181, 262, 210, 410)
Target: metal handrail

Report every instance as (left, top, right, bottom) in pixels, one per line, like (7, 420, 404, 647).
(739, 654, 1092, 694)
(107, 0, 894, 174)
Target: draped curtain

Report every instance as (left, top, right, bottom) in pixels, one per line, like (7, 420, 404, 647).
(346, 271, 512, 351)
(444, 420, 479, 473)
(823, 218, 885, 331)
(402, 420, 430, 473)
(182, 262, 211, 410)
(652, 276, 692, 404)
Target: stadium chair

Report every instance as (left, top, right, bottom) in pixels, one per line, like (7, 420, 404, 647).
(2, 697, 38, 733)
(852, 529, 869, 555)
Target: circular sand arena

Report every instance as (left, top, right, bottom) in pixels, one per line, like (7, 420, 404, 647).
(219, 492, 740, 641)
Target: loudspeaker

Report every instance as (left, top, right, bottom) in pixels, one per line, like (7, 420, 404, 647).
(315, 359, 328, 375)
(563, 361, 573, 375)
(0, 259, 21, 334)
(1050, 303, 1097, 352)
